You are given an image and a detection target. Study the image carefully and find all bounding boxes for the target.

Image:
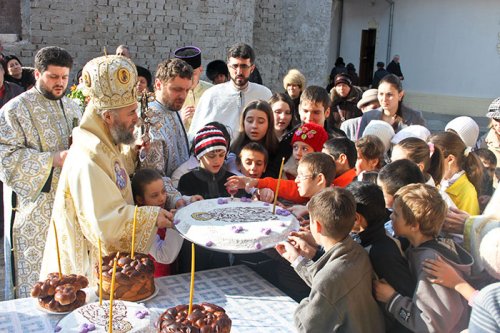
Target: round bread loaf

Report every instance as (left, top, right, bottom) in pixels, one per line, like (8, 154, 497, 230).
(157, 303, 232, 333)
(95, 252, 155, 301)
(31, 273, 89, 313)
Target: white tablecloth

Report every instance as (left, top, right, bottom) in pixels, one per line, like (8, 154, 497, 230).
(0, 265, 298, 332)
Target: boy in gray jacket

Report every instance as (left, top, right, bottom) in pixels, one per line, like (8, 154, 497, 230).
(276, 187, 385, 332)
(375, 184, 472, 333)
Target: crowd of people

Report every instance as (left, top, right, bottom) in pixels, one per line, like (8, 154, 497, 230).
(0, 41, 499, 333)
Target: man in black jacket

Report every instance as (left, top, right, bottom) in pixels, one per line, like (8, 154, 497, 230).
(372, 61, 391, 88)
(387, 55, 404, 80)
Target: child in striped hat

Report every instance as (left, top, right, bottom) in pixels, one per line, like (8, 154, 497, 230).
(178, 125, 242, 199)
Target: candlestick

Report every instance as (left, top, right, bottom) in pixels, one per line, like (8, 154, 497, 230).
(108, 254, 118, 333)
(98, 238, 103, 306)
(131, 205, 138, 259)
(53, 220, 63, 279)
(188, 243, 195, 314)
(272, 157, 286, 214)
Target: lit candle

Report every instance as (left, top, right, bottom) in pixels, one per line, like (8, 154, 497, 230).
(53, 220, 63, 279)
(108, 254, 118, 333)
(98, 238, 103, 306)
(188, 243, 195, 314)
(131, 205, 138, 259)
(272, 157, 286, 214)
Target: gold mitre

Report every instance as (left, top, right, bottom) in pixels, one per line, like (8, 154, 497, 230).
(81, 55, 137, 110)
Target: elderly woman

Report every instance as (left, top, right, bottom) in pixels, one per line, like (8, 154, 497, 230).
(327, 73, 363, 129)
(282, 68, 306, 121)
(3, 55, 35, 91)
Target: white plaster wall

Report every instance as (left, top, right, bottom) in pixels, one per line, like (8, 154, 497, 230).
(393, 0, 500, 99)
(339, 0, 500, 115)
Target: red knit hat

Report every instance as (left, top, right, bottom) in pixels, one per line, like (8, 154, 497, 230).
(194, 125, 227, 160)
(292, 123, 329, 152)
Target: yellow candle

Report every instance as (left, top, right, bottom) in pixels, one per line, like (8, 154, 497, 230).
(108, 255, 118, 333)
(53, 220, 63, 279)
(188, 242, 195, 315)
(98, 238, 103, 306)
(272, 157, 286, 214)
(131, 205, 138, 259)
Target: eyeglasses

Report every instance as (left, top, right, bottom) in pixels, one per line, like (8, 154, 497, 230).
(296, 174, 315, 181)
(228, 63, 252, 70)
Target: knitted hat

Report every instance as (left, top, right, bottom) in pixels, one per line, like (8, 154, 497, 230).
(334, 73, 352, 87)
(486, 97, 500, 119)
(479, 227, 500, 279)
(174, 46, 201, 70)
(292, 122, 329, 152)
(362, 120, 395, 152)
(445, 116, 479, 148)
(194, 125, 227, 160)
(283, 69, 306, 90)
(391, 125, 431, 144)
(357, 89, 379, 109)
(81, 55, 138, 109)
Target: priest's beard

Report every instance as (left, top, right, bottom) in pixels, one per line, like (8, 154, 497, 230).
(37, 82, 65, 100)
(109, 121, 136, 145)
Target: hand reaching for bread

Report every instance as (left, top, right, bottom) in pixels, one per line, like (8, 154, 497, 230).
(157, 208, 174, 229)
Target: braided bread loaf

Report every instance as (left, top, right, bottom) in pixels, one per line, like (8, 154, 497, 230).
(31, 273, 88, 312)
(157, 303, 232, 333)
(95, 252, 155, 301)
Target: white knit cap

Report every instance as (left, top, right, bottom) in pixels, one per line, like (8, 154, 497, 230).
(479, 227, 500, 279)
(445, 116, 479, 148)
(391, 125, 431, 144)
(362, 120, 395, 152)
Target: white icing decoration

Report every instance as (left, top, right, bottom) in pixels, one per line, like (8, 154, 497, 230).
(175, 198, 299, 253)
(56, 301, 153, 332)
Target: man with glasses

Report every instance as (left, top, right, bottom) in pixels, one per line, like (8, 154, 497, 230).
(188, 43, 272, 140)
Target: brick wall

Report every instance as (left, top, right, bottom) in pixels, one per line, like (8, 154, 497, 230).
(0, 0, 21, 34)
(253, 0, 332, 91)
(2, 0, 331, 91)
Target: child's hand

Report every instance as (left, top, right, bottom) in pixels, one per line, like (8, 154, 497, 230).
(225, 175, 257, 191)
(443, 207, 469, 234)
(156, 208, 174, 229)
(289, 205, 309, 219)
(299, 218, 310, 226)
(288, 231, 317, 259)
(175, 199, 187, 209)
(299, 224, 310, 232)
(258, 188, 274, 203)
(289, 230, 316, 246)
(422, 255, 465, 288)
(374, 279, 396, 303)
(275, 241, 299, 263)
(478, 195, 491, 209)
(190, 195, 204, 202)
(298, 218, 310, 232)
